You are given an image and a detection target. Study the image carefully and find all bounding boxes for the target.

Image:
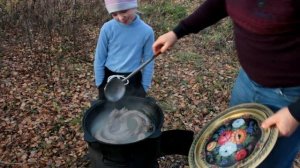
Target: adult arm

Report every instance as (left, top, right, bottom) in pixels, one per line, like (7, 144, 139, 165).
(153, 0, 228, 54)
(173, 0, 228, 38)
(288, 99, 300, 122)
(261, 99, 300, 136)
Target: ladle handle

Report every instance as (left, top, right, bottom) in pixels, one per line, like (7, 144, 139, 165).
(122, 52, 161, 82)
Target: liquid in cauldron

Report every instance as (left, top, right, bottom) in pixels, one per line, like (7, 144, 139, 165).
(91, 107, 155, 144)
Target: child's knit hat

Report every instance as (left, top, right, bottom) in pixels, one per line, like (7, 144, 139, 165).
(104, 0, 138, 14)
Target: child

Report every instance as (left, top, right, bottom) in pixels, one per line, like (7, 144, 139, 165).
(94, 0, 155, 100)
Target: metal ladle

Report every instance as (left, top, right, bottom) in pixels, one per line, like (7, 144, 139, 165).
(104, 53, 160, 102)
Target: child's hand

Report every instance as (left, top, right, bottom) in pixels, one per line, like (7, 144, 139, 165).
(152, 31, 178, 55)
(261, 107, 299, 137)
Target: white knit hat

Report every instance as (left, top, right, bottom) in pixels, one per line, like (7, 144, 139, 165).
(104, 0, 138, 14)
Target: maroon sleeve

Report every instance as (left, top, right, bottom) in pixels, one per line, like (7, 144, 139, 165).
(288, 99, 300, 122)
(173, 0, 228, 39)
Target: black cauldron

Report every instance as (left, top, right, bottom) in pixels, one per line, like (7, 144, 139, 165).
(82, 96, 193, 168)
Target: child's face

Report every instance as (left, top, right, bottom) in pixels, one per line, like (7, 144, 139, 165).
(111, 9, 136, 25)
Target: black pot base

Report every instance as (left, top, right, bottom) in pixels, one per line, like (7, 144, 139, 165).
(86, 130, 194, 168)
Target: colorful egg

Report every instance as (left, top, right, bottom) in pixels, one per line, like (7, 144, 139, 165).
(231, 129, 247, 144)
(207, 141, 217, 151)
(218, 130, 232, 145)
(235, 149, 248, 161)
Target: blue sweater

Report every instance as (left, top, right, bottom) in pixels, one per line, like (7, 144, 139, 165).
(94, 15, 155, 91)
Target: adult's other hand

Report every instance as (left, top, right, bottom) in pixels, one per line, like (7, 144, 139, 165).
(261, 107, 299, 136)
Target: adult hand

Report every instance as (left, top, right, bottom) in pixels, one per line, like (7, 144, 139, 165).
(152, 31, 178, 55)
(261, 107, 299, 137)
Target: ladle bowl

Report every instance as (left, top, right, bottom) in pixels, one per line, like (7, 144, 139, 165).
(104, 53, 160, 102)
(104, 77, 126, 102)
